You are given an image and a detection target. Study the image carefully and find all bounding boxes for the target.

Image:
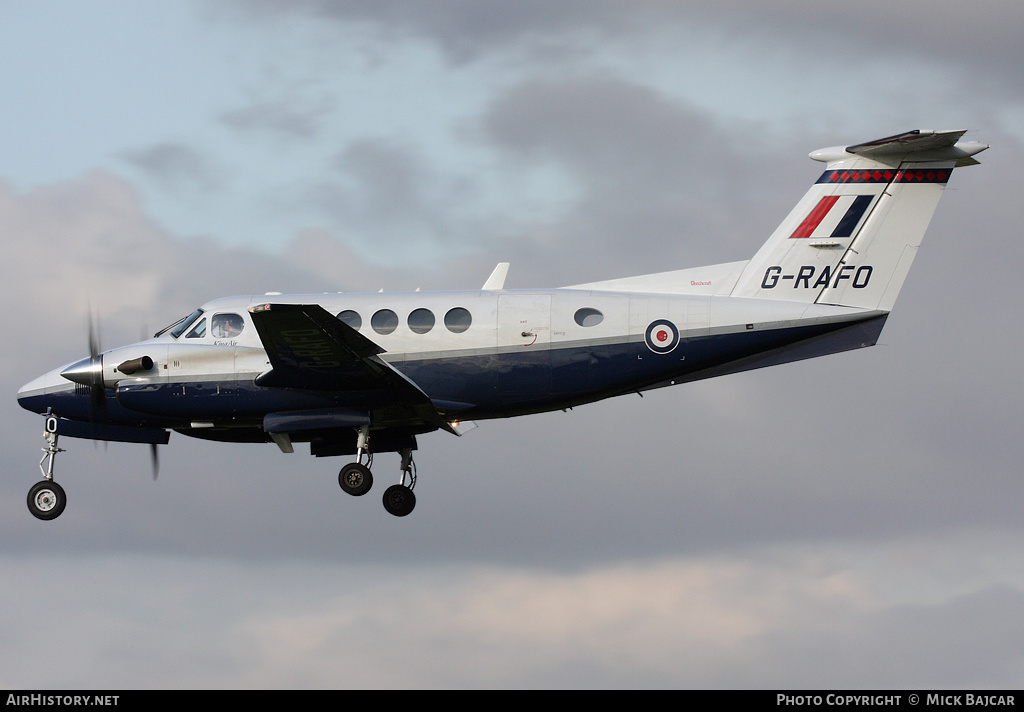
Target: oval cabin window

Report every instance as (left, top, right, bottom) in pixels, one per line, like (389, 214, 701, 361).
(574, 308, 604, 327)
(444, 307, 472, 333)
(371, 309, 399, 335)
(337, 310, 362, 330)
(408, 308, 435, 334)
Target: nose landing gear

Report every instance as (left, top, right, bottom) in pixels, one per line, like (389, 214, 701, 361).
(29, 418, 67, 521)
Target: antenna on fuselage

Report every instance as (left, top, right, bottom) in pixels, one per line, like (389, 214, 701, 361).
(482, 262, 510, 290)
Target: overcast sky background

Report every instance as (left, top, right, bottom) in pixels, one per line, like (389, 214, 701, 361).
(2, 1, 1023, 689)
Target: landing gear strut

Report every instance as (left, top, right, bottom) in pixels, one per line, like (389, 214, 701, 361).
(337, 427, 418, 517)
(29, 418, 67, 521)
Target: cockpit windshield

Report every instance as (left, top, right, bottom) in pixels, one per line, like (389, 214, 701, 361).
(154, 309, 205, 339)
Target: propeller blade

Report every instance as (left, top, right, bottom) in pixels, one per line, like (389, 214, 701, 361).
(89, 374, 106, 424)
(150, 443, 160, 480)
(86, 308, 106, 424)
(88, 308, 101, 358)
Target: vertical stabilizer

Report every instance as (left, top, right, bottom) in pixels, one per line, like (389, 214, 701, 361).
(731, 130, 987, 311)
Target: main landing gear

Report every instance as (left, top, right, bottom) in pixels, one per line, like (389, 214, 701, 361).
(28, 419, 67, 521)
(336, 426, 417, 517)
(382, 449, 417, 518)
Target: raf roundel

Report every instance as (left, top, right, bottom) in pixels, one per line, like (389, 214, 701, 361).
(644, 319, 679, 354)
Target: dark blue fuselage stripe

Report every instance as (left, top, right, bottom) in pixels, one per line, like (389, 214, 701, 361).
(21, 316, 884, 430)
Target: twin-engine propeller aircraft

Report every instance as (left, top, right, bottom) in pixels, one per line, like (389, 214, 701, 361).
(18, 130, 987, 520)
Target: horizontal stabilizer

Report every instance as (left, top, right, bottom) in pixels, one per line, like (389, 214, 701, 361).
(811, 129, 988, 166)
(847, 129, 965, 156)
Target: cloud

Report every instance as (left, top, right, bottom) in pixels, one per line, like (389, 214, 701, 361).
(220, 95, 335, 140)
(314, 137, 448, 255)
(121, 142, 223, 194)
(712, 1, 1024, 92)
(223, 0, 635, 64)
(292, 133, 567, 272)
(3, 535, 1023, 687)
(478, 76, 800, 284)
(222, 0, 1024, 96)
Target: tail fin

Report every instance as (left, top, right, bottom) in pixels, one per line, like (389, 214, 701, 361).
(731, 130, 987, 310)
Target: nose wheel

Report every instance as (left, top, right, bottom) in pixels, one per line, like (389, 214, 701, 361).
(28, 480, 66, 521)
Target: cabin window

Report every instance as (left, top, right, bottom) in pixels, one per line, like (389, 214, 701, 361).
(408, 308, 435, 334)
(371, 309, 399, 335)
(212, 313, 244, 338)
(185, 318, 207, 339)
(337, 310, 362, 330)
(574, 308, 604, 327)
(444, 307, 472, 333)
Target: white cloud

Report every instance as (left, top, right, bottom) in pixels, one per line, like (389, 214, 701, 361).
(3, 532, 1022, 688)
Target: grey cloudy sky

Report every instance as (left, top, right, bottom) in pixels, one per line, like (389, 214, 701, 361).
(2, 0, 1022, 689)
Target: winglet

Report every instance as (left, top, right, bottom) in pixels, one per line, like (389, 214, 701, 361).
(482, 262, 510, 290)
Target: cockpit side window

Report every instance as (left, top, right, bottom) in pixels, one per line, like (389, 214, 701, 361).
(165, 308, 204, 339)
(212, 313, 245, 338)
(185, 318, 207, 339)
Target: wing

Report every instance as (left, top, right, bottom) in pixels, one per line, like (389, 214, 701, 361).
(248, 303, 458, 433)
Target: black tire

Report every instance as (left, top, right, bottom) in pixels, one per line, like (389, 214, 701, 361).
(382, 484, 416, 517)
(27, 480, 66, 521)
(338, 463, 373, 496)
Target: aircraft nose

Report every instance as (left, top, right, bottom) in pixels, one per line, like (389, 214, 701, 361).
(18, 372, 52, 413)
(17, 380, 30, 406)
(18, 358, 90, 415)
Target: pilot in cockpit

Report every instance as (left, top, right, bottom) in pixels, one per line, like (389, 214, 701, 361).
(212, 314, 244, 339)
